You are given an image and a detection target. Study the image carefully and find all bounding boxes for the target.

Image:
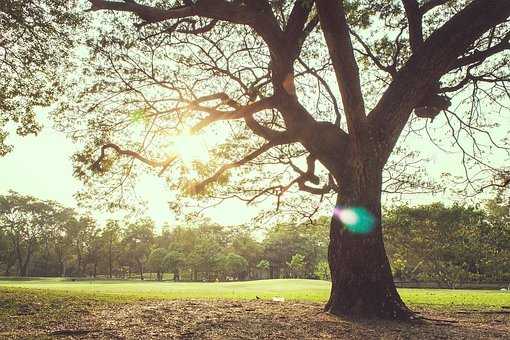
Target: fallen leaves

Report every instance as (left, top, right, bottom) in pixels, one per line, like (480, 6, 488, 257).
(1, 291, 510, 339)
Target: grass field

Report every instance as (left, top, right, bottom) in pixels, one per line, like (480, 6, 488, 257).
(1, 278, 510, 338)
(1, 278, 509, 310)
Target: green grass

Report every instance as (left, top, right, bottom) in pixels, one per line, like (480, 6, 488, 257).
(0, 278, 509, 310)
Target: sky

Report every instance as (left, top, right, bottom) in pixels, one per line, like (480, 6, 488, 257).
(0, 114, 258, 228)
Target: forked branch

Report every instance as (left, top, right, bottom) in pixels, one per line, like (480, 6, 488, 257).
(192, 137, 295, 193)
(92, 143, 177, 171)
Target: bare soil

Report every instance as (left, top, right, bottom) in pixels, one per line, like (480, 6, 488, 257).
(1, 296, 509, 339)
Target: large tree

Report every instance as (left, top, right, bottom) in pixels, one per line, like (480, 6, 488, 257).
(67, 0, 510, 318)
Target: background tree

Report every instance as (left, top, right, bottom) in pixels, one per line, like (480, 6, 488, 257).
(121, 218, 155, 280)
(0, 192, 60, 276)
(314, 260, 330, 281)
(148, 248, 167, 280)
(52, 208, 78, 277)
(263, 223, 320, 279)
(287, 253, 306, 279)
(384, 203, 510, 286)
(0, 190, 508, 286)
(101, 220, 122, 278)
(67, 215, 96, 276)
(256, 259, 270, 279)
(84, 228, 103, 277)
(0, 229, 16, 276)
(221, 253, 249, 280)
(163, 250, 185, 281)
(189, 237, 224, 281)
(230, 231, 263, 279)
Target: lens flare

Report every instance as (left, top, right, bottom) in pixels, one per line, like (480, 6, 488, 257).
(333, 206, 375, 234)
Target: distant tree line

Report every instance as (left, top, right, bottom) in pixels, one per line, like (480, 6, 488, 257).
(0, 191, 329, 281)
(384, 200, 510, 288)
(1, 191, 509, 286)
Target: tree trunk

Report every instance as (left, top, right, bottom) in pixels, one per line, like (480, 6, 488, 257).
(21, 252, 31, 277)
(4, 256, 14, 276)
(325, 168, 413, 319)
(20, 243, 33, 277)
(108, 241, 113, 279)
(76, 245, 82, 277)
(15, 239, 23, 276)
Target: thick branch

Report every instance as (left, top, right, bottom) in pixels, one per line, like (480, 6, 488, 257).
(190, 96, 276, 133)
(316, 0, 367, 141)
(88, 0, 196, 23)
(290, 156, 338, 195)
(368, 0, 510, 164)
(285, 0, 314, 57)
(402, 0, 423, 52)
(245, 114, 289, 142)
(88, 0, 283, 48)
(450, 32, 510, 70)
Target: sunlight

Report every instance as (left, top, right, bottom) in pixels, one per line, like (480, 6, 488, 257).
(172, 133, 209, 166)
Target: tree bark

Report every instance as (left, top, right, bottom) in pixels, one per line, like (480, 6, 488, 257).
(325, 166, 413, 319)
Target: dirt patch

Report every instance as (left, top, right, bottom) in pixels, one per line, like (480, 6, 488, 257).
(1, 297, 509, 339)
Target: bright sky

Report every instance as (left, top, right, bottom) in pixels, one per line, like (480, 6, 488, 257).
(1, 104, 508, 229)
(0, 113, 258, 228)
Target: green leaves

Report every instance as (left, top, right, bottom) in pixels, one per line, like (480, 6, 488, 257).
(0, 0, 81, 155)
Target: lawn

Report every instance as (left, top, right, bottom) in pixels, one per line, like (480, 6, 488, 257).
(1, 279, 510, 339)
(1, 278, 509, 310)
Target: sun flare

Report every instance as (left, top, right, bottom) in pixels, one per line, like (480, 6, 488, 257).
(172, 133, 209, 165)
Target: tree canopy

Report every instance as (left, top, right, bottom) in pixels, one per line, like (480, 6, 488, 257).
(0, 0, 80, 155)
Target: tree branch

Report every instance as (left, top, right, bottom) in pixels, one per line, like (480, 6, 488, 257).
(350, 29, 396, 77)
(92, 143, 176, 171)
(288, 156, 338, 195)
(420, 0, 451, 15)
(402, 0, 423, 52)
(88, 0, 283, 47)
(191, 139, 292, 193)
(450, 32, 510, 70)
(368, 0, 510, 164)
(316, 0, 367, 142)
(87, 0, 196, 23)
(190, 96, 276, 133)
(285, 0, 314, 57)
